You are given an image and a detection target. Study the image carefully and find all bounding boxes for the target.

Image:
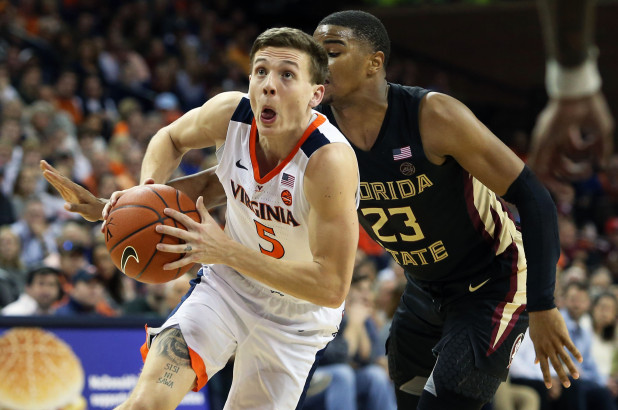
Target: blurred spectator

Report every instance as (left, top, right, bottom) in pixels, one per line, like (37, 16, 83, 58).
(560, 282, 616, 409)
(55, 268, 106, 316)
(53, 69, 83, 124)
(17, 64, 44, 104)
(0, 167, 16, 226)
(590, 292, 618, 399)
(92, 241, 134, 311)
(154, 91, 183, 125)
(80, 74, 118, 125)
(122, 283, 167, 318)
(0, 63, 19, 104)
(1, 266, 62, 316)
(163, 272, 195, 315)
(303, 271, 396, 410)
(10, 197, 58, 268)
(11, 165, 45, 218)
(0, 226, 25, 304)
(493, 376, 541, 410)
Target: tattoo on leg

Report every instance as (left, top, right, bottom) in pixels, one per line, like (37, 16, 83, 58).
(152, 328, 191, 388)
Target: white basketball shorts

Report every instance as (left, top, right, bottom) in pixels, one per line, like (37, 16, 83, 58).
(141, 265, 343, 410)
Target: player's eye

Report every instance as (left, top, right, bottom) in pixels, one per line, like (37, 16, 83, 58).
(282, 72, 294, 79)
(256, 68, 266, 75)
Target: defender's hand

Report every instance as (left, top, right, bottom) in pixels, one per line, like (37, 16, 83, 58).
(40, 160, 107, 222)
(528, 308, 582, 389)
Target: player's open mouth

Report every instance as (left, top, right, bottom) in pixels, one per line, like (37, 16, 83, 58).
(261, 107, 277, 124)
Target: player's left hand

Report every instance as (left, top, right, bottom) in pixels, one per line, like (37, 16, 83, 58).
(528, 308, 582, 389)
(155, 196, 231, 269)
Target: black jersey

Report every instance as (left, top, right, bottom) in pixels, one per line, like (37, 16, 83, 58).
(317, 84, 525, 283)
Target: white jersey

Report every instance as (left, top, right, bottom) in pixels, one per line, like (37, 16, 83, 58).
(146, 96, 360, 408)
(213, 95, 358, 303)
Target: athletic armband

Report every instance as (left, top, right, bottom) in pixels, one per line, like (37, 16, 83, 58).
(545, 47, 602, 99)
(502, 166, 559, 311)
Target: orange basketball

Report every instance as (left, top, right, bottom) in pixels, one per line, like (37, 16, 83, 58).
(104, 184, 200, 284)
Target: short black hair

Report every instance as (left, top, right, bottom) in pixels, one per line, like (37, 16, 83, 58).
(318, 10, 391, 68)
(563, 281, 589, 296)
(26, 266, 61, 286)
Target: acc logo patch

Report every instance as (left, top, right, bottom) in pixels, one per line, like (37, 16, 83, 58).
(281, 190, 293, 206)
(507, 333, 525, 368)
(400, 162, 415, 176)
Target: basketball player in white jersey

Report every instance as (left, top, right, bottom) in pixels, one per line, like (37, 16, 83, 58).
(98, 28, 360, 409)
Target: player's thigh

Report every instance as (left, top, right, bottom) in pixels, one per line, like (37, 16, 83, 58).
(420, 305, 528, 408)
(226, 326, 336, 409)
(120, 328, 197, 410)
(387, 286, 443, 392)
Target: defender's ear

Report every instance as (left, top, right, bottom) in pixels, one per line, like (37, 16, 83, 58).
(368, 51, 385, 75)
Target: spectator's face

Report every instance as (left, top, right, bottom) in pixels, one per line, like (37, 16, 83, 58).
(56, 72, 78, 98)
(23, 201, 46, 227)
(0, 229, 21, 261)
(249, 47, 322, 139)
(83, 77, 102, 98)
(93, 244, 117, 280)
(564, 287, 591, 321)
(28, 273, 60, 310)
(16, 167, 40, 197)
(593, 295, 617, 328)
(71, 280, 104, 308)
(347, 278, 373, 307)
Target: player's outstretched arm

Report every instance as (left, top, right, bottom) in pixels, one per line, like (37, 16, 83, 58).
(419, 92, 582, 388)
(140, 91, 242, 184)
(155, 143, 360, 308)
(102, 92, 241, 224)
(530, 0, 615, 199)
(40, 160, 107, 222)
(41, 161, 225, 222)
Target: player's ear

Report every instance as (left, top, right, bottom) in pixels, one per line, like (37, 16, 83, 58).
(309, 84, 324, 108)
(368, 51, 385, 76)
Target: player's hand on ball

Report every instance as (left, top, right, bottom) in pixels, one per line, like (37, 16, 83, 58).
(156, 196, 231, 269)
(101, 179, 156, 232)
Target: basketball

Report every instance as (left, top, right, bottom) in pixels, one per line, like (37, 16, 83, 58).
(104, 184, 200, 284)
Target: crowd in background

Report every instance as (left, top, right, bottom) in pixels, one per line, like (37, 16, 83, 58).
(1, 1, 617, 410)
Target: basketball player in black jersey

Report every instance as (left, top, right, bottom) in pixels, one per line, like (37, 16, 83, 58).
(310, 11, 580, 410)
(42, 3, 611, 409)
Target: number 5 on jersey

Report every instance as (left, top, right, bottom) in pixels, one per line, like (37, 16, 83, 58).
(254, 220, 285, 259)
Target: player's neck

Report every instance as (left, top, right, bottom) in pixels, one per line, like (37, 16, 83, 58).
(331, 81, 389, 151)
(254, 114, 314, 176)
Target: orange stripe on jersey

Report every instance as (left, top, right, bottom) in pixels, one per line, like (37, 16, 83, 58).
(250, 113, 327, 184)
(140, 326, 209, 392)
(140, 324, 150, 362)
(188, 347, 209, 392)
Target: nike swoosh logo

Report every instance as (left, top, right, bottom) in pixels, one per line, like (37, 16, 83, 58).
(469, 278, 490, 292)
(121, 246, 139, 273)
(235, 160, 248, 170)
